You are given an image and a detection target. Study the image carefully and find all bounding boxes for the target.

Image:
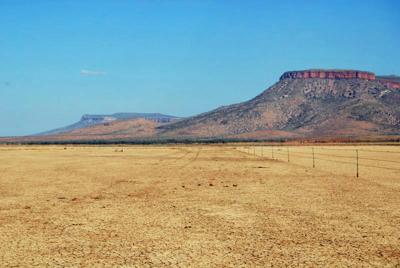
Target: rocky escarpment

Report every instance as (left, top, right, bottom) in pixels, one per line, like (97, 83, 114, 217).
(280, 70, 376, 80)
(280, 70, 400, 89)
(376, 76, 400, 89)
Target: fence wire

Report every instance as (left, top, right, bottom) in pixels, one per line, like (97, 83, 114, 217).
(236, 145, 400, 176)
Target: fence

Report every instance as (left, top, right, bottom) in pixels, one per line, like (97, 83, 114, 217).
(236, 145, 400, 178)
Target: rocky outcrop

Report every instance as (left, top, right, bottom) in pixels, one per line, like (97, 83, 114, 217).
(280, 70, 376, 80)
(376, 76, 400, 89)
(280, 70, 400, 89)
(379, 80, 400, 89)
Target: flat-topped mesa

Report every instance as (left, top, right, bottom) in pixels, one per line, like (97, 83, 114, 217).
(280, 70, 376, 80)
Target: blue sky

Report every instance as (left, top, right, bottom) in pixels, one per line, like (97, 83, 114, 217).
(1, 0, 399, 136)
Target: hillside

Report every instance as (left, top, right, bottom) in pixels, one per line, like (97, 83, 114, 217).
(37, 113, 180, 136)
(157, 70, 400, 139)
(0, 118, 161, 143)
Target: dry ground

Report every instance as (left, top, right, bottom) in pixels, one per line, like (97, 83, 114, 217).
(0, 145, 399, 267)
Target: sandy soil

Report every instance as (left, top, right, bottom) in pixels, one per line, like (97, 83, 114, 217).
(0, 145, 399, 267)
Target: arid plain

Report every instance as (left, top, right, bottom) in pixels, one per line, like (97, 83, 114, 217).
(0, 145, 399, 267)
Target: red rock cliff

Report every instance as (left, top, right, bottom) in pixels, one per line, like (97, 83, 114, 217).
(280, 70, 376, 80)
(377, 80, 400, 89)
(376, 76, 400, 89)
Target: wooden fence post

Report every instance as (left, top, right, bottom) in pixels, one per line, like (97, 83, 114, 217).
(312, 147, 315, 168)
(356, 149, 359, 178)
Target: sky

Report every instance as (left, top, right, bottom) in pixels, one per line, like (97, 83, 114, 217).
(0, 0, 399, 136)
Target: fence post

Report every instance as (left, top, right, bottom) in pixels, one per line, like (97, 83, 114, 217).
(312, 147, 315, 168)
(287, 147, 290, 162)
(356, 149, 359, 178)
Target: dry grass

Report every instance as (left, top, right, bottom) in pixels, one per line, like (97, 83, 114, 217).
(0, 145, 399, 267)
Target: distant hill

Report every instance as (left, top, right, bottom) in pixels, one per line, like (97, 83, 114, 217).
(37, 113, 180, 136)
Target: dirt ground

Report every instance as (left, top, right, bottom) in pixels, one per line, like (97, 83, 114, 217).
(0, 145, 399, 267)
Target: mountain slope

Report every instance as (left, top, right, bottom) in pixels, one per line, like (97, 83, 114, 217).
(37, 113, 180, 136)
(157, 70, 400, 139)
(1, 118, 162, 143)
(48, 118, 159, 141)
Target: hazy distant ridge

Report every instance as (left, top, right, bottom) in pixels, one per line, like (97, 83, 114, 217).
(37, 113, 180, 136)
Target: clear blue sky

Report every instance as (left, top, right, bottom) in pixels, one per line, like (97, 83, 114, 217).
(1, 0, 399, 136)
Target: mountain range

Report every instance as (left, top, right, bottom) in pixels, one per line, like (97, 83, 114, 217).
(2, 69, 400, 143)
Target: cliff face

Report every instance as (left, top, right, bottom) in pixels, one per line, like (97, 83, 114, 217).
(379, 81, 400, 89)
(376, 76, 400, 89)
(280, 70, 400, 89)
(280, 70, 376, 80)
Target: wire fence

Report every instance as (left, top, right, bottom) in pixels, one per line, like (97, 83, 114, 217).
(236, 145, 400, 177)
